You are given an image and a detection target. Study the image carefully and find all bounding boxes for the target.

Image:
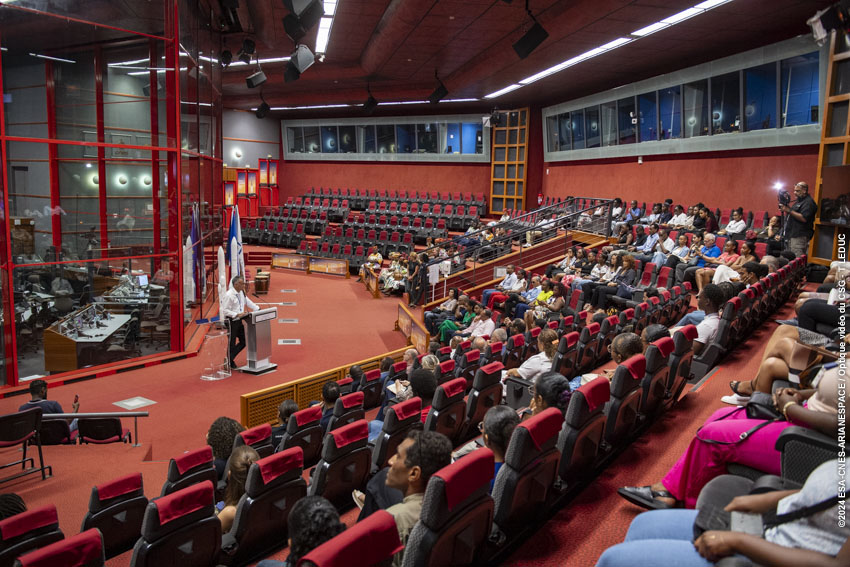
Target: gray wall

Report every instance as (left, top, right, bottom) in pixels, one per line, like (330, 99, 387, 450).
(222, 109, 280, 169)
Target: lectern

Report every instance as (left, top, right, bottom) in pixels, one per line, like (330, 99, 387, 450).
(238, 307, 278, 374)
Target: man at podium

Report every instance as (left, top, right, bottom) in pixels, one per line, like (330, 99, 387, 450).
(221, 275, 259, 369)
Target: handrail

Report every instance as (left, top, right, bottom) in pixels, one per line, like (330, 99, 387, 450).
(42, 411, 149, 447)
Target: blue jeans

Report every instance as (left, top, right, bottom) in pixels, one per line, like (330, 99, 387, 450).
(368, 419, 383, 442)
(596, 510, 714, 567)
(675, 311, 705, 327)
(515, 303, 532, 319)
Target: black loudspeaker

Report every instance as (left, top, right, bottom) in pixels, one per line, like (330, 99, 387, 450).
(428, 83, 448, 105)
(283, 0, 324, 41)
(284, 44, 314, 82)
(246, 70, 267, 88)
(363, 95, 378, 115)
(255, 101, 270, 119)
(513, 22, 549, 59)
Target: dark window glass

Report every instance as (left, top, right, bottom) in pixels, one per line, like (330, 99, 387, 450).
(781, 52, 819, 127)
(744, 63, 777, 131)
(304, 126, 320, 152)
(683, 80, 709, 138)
(546, 116, 560, 151)
(321, 126, 338, 153)
(711, 72, 741, 134)
(571, 109, 585, 149)
(338, 125, 356, 152)
(617, 97, 636, 145)
(584, 106, 600, 148)
(638, 92, 657, 142)
(601, 102, 617, 146)
(659, 86, 682, 139)
(376, 124, 395, 153)
(416, 123, 438, 153)
(558, 113, 571, 151)
(396, 125, 415, 153)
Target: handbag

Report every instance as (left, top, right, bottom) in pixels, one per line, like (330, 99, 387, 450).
(745, 392, 782, 420)
(695, 405, 783, 447)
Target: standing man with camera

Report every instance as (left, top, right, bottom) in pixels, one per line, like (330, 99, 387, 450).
(781, 182, 817, 258)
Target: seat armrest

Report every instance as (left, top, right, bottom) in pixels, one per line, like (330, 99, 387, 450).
(775, 426, 839, 485)
(221, 533, 238, 555)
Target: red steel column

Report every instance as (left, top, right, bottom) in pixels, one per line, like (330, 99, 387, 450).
(44, 61, 61, 252)
(166, 0, 184, 351)
(150, 39, 162, 266)
(94, 47, 109, 250)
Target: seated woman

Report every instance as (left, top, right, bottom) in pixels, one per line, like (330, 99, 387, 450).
(453, 405, 520, 491)
(710, 240, 758, 285)
(545, 247, 576, 279)
(717, 207, 747, 236)
(570, 331, 643, 390)
(581, 254, 622, 307)
(524, 282, 566, 328)
(358, 246, 382, 282)
(757, 215, 784, 257)
(218, 445, 260, 533)
(571, 251, 609, 293)
(437, 299, 478, 344)
(256, 496, 346, 567)
(502, 328, 559, 386)
(694, 239, 741, 292)
(370, 367, 437, 441)
(207, 416, 246, 481)
(654, 233, 691, 269)
(529, 371, 572, 417)
(618, 361, 839, 510)
(601, 224, 633, 256)
(589, 254, 637, 311)
(600, 459, 849, 567)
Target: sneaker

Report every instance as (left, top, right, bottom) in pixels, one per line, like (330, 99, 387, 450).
(352, 489, 365, 510)
(720, 394, 750, 406)
(522, 243, 532, 248)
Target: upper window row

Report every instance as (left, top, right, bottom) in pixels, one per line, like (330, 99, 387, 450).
(286, 122, 485, 156)
(546, 51, 819, 152)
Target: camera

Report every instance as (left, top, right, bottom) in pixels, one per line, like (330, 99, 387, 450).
(778, 190, 792, 207)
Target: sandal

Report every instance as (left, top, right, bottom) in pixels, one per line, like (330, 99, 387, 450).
(729, 380, 751, 396)
(617, 486, 676, 510)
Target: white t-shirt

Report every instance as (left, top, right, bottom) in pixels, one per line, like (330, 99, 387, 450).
(725, 219, 747, 233)
(516, 352, 553, 382)
(669, 213, 689, 226)
(766, 459, 849, 556)
(695, 312, 720, 345)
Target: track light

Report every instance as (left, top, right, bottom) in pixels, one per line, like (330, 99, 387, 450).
(363, 86, 378, 115)
(220, 49, 232, 68)
(237, 38, 255, 64)
(255, 97, 270, 119)
(513, 1, 549, 59)
(283, 44, 315, 83)
(428, 70, 448, 104)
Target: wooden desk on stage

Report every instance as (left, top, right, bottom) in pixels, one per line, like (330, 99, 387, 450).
(44, 312, 131, 373)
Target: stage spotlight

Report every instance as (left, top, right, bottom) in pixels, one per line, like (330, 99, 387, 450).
(241, 38, 255, 55)
(255, 100, 270, 119)
(363, 94, 378, 115)
(283, 44, 315, 83)
(220, 49, 232, 68)
(246, 69, 267, 88)
(513, 21, 549, 59)
(283, 0, 325, 42)
(429, 70, 448, 104)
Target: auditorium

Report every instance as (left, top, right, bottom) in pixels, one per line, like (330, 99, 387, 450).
(0, 0, 846, 565)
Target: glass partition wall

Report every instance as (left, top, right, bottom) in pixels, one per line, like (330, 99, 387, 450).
(0, 0, 223, 386)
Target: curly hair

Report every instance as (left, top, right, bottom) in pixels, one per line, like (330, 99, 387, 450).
(207, 416, 245, 462)
(287, 496, 346, 564)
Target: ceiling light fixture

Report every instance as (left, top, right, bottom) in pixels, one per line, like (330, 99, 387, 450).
(29, 53, 76, 64)
(488, 0, 736, 99)
(226, 56, 291, 68)
(513, 0, 549, 59)
(219, 48, 232, 68)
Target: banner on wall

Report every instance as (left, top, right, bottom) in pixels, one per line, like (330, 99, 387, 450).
(237, 170, 247, 195)
(247, 171, 257, 195)
(259, 159, 269, 185)
(224, 182, 235, 206)
(269, 161, 278, 185)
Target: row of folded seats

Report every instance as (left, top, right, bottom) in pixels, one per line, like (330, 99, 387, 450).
(302, 187, 487, 212)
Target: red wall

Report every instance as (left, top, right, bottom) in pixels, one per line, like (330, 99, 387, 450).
(278, 160, 491, 199)
(541, 146, 819, 212)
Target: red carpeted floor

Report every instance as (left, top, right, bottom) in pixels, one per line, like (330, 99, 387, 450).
(0, 270, 408, 566)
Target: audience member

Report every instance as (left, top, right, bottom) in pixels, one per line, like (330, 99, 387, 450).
(655, 233, 690, 268)
(572, 332, 643, 389)
(675, 233, 720, 286)
(256, 496, 346, 567)
(589, 254, 637, 310)
(347, 365, 365, 392)
(634, 226, 670, 266)
(480, 405, 520, 492)
(693, 240, 740, 292)
(717, 207, 746, 236)
(503, 328, 558, 387)
(490, 327, 508, 345)
(481, 265, 518, 307)
(19, 379, 80, 431)
(501, 275, 542, 317)
(601, 460, 848, 567)
(618, 363, 839, 510)
(529, 371, 572, 416)
(271, 399, 299, 449)
(423, 287, 459, 335)
(0, 494, 26, 521)
(207, 416, 245, 480)
(318, 382, 340, 432)
(218, 445, 260, 533)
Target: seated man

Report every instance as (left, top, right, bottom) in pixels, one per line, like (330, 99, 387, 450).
(461, 309, 496, 338)
(317, 381, 340, 433)
(501, 275, 542, 318)
(19, 378, 80, 430)
(675, 233, 721, 286)
(481, 265, 517, 308)
(675, 283, 724, 356)
(631, 223, 661, 264)
(384, 431, 453, 567)
(490, 327, 507, 345)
